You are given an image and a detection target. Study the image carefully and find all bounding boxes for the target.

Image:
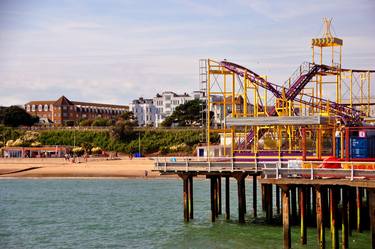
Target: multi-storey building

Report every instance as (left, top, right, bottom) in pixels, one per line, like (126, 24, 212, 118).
(25, 96, 128, 125)
(153, 91, 206, 126)
(129, 97, 158, 126)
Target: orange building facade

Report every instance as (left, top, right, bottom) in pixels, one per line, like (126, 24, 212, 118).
(25, 96, 128, 125)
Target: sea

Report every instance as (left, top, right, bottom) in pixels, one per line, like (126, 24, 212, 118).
(0, 179, 370, 249)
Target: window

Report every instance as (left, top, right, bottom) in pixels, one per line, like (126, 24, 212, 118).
(50, 104, 53, 110)
(165, 103, 171, 108)
(63, 106, 67, 110)
(32, 105, 36, 111)
(38, 105, 42, 111)
(26, 105, 31, 111)
(165, 95, 171, 101)
(44, 105, 48, 111)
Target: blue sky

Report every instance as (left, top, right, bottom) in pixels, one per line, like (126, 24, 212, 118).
(0, 0, 374, 105)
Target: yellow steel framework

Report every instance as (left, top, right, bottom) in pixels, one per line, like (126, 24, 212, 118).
(205, 18, 374, 161)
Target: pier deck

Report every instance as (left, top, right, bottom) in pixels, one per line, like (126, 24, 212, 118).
(154, 157, 375, 249)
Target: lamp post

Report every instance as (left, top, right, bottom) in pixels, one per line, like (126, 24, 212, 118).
(138, 132, 141, 156)
(73, 128, 76, 147)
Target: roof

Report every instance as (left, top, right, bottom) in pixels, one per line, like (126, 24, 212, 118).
(25, 100, 55, 105)
(132, 97, 153, 104)
(54, 96, 74, 106)
(155, 91, 191, 98)
(25, 96, 128, 109)
(72, 101, 128, 108)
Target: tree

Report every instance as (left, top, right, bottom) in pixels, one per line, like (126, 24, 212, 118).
(161, 99, 212, 127)
(65, 120, 75, 127)
(117, 111, 138, 126)
(91, 117, 112, 127)
(79, 119, 94, 127)
(110, 111, 138, 141)
(0, 106, 39, 127)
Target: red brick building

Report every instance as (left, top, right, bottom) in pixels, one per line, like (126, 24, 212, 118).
(25, 96, 128, 125)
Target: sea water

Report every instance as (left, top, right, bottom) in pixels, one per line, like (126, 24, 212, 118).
(0, 179, 370, 248)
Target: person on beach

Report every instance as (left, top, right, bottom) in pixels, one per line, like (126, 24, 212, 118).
(83, 153, 88, 163)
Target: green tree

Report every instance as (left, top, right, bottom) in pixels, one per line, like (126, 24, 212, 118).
(79, 119, 94, 126)
(0, 106, 39, 127)
(117, 111, 138, 126)
(91, 117, 112, 127)
(110, 111, 138, 141)
(65, 120, 75, 127)
(161, 99, 211, 127)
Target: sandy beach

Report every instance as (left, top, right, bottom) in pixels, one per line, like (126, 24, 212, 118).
(0, 157, 167, 178)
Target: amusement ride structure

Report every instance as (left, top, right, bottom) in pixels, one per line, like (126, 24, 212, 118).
(155, 19, 375, 249)
(203, 18, 374, 162)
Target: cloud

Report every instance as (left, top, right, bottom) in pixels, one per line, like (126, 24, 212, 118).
(0, 0, 374, 106)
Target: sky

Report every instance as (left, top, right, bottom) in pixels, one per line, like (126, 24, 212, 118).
(0, 0, 374, 106)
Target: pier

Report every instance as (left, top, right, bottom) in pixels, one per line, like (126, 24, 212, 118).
(154, 19, 375, 249)
(154, 159, 375, 249)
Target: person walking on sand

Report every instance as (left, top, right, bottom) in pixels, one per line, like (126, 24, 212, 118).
(83, 153, 88, 163)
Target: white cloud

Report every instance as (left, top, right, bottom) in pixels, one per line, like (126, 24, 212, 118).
(0, 0, 374, 106)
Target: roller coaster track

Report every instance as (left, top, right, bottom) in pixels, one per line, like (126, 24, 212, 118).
(219, 61, 364, 149)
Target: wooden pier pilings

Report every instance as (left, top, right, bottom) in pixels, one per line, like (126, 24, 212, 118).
(179, 173, 195, 222)
(175, 171, 375, 249)
(225, 176, 230, 220)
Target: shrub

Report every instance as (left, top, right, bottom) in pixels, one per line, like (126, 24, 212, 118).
(31, 141, 42, 147)
(92, 118, 111, 127)
(79, 119, 94, 126)
(72, 147, 84, 156)
(65, 120, 75, 127)
(91, 147, 102, 154)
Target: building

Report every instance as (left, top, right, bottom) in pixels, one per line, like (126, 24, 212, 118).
(25, 96, 128, 125)
(153, 91, 206, 126)
(129, 97, 158, 126)
(129, 90, 225, 127)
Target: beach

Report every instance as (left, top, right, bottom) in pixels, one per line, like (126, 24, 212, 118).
(0, 157, 165, 178)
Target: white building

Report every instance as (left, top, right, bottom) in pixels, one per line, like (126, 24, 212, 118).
(153, 91, 206, 126)
(129, 97, 158, 126)
(129, 91, 225, 127)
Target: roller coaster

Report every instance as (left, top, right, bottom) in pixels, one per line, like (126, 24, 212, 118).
(202, 19, 375, 162)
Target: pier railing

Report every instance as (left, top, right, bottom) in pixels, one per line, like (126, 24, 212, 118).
(154, 157, 264, 172)
(154, 157, 375, 180)
(263, 161, 375, 180)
